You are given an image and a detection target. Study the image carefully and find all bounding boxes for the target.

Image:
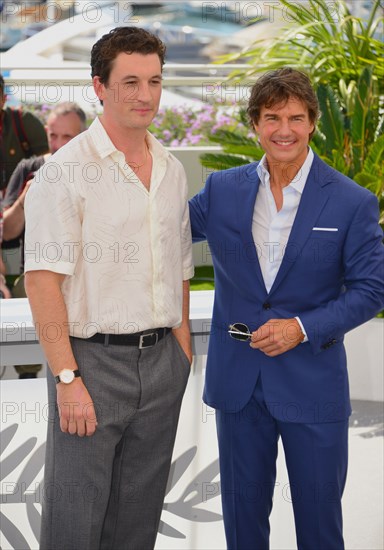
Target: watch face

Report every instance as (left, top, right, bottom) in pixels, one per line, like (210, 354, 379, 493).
(60, 369, 75, 384)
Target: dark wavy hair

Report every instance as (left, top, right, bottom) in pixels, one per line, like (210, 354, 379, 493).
(247, 68, 320, 139)
(90, 26, 166, 85)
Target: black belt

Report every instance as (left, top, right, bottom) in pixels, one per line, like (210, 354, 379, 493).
(86, 327, 172, 349)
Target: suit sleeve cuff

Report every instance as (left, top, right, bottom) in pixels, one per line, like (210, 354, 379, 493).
(295, 316, 308, 343)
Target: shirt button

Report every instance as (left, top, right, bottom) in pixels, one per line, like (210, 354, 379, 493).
(263, 302, 271, 310)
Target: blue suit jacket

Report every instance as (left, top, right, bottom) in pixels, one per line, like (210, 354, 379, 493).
(189, 154, 384, 423)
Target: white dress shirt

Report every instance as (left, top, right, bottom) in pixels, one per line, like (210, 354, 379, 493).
(24, 117, 194, 337)
(252, 148, 314, 338)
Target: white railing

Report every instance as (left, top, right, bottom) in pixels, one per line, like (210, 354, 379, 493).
(1, 62, 254, 113)
(1, 63, 251, 88)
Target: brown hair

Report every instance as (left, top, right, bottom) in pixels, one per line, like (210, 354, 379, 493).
(247, 68, 319, 139)
(90, 26, 166, 85)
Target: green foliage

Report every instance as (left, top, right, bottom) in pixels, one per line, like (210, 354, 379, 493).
(190, 265, 215, 291)
(200, 127, 264, 169)
(355, 134, 384, 225)
(222, 0, 383, 92)
(316, 84, 345, 155)
(200, 0, 383, 225)
(311, 68, 383, 187)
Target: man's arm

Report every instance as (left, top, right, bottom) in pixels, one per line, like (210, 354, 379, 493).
(3, 182, 29, 240)
(172, 280, 192, 364)
(252, 193, 384, 357)
(25, 270, 97, 436)
(189, 176, 211, 242)
(298, 192, 384, 354)
(3, 158, 38, 240)
(0, 255, 11, 298)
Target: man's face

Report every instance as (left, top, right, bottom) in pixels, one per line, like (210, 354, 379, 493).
(46, 112, 84, 154)
(93, 52, 162, 130)
(254, 97, 315, 169)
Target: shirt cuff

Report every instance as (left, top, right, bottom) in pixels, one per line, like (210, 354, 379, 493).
(24, 260, 75, 276)
(183, 265, 195, 280)
(295, 316, 308, 343)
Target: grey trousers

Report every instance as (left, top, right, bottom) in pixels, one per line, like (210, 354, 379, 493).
(39, 332, 190, 550)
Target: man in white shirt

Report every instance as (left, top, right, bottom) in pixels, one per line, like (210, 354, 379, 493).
(24, 27, 194, 550)
(189, 68, 384, 549)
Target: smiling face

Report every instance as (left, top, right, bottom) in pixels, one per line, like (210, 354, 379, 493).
(254, 97, 315, 170)
(93, 51, 162, 131)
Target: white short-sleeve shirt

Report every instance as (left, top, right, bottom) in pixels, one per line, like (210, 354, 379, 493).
(24, 117, 194, 337)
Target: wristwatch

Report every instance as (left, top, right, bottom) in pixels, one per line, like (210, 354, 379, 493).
(55, 369, 81, 385)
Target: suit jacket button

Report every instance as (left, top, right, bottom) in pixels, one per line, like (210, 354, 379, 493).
(263, 302, 271, 310)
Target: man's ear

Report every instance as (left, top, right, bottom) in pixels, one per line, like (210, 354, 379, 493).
(309, 122, 315, 138)
(252, 122, 260, 140)
(93, 76, 105, 101)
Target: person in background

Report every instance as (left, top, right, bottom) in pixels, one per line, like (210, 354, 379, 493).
(2, 102, 87, 379)
(0, 199, 11, 299)
(24, 26, 193, 550)
(0, 73, 49, 281)
(0, 256, 11, 298)
(189, 68, 384, 550)
(3, 101, 87, 260)
(0, 73, 48, 192)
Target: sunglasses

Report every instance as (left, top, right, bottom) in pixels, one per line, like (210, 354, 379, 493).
(228, 322, 251, 342)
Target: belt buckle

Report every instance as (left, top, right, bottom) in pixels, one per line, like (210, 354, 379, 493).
(139, 332, 158, 349)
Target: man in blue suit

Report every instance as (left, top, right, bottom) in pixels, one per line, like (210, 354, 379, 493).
(189, 68, 384, 549)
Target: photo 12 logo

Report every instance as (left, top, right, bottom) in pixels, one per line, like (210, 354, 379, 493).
(201, 2, 341, 24)
(5, 81, 99, 107)
(1, 2, 140, 25)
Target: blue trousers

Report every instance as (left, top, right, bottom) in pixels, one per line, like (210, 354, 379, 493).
(216, 376, 349, 550)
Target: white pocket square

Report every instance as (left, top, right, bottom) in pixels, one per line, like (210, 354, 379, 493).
(312, 227, 338, 232)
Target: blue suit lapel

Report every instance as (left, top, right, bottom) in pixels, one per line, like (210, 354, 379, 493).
(236, 163, 266, 292)
(269, 155, 333, 295)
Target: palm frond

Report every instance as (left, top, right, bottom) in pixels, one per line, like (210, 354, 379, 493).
(208, 130, 255, 147)
(317, 85, 345, 154)
(200, 153, 252, 170)
(360, 134, 384, 179)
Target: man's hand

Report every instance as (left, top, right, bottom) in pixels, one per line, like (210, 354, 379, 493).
(172, 279, 192, 365)
(250, 318, 304, 357)
(25, 270, 98, 436)
(173, 327, 192, 365)
(57, 378, 97, 437)
(2, 180, 32, 241)
(0, 273, 12, 299)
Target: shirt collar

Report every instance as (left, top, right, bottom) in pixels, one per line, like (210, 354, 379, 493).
(256, 147, 314, 194)
(88, 117, 116, 159)
(145, 131, 170, 162)
(89, 117, 170, 161)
